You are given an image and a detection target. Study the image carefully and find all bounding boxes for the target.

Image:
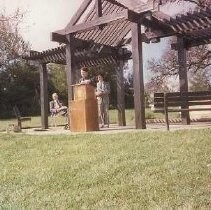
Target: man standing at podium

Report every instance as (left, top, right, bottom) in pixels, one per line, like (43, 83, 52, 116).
(71, 68, 99, 132)
(79, 67, 95, 85)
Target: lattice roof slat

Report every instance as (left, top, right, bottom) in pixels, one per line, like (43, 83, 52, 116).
(185, 13, 208, 28)
(165, 7, 211, 30)
(104, 20, 127, 45)
(86, 2, 116, 42)
(73, 0, 127, 46)
(76, 0, 112, 40)
(24, 45, 131, 67)
(112, 21, 131, 46)
(184, 16, 206, 32)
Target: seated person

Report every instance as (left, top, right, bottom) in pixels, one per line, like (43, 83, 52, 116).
(78, 67, 95, 85)
(95, 73, 110, 128)
(49, 93, 67, 116)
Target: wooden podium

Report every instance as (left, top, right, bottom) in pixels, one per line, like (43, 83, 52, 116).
(70, 84, 99, 132)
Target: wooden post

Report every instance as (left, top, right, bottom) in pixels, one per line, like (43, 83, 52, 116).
(131, 22, 146, 129)
(164, 93, 170, 131)
(66, 35, 75, 127)
(40, 63, 48, 129)
(177, 36, 190, 125)
(66, 35, 75, 101)
(95, 0, 102, 17)
(116, 60, 126, 126)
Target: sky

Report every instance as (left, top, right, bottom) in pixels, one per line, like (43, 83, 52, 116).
(0, 0, 194, 80)
(0, 0, 84, 50)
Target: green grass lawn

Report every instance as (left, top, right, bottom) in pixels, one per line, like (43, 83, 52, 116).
(0, 116, 67, 132)
(0, 129, 211, 209)
(0, 109, 179, 132)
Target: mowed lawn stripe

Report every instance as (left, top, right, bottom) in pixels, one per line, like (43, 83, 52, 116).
(0, 129, 211, 209)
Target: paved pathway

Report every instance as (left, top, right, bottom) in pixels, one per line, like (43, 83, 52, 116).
(19, 122, 211, 135)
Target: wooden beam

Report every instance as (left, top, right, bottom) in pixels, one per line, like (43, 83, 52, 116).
(186, 27, 211, 39)
(198, 8, 211, 18)
(66, 0, 92, 28)
(95, 4, 120, 38)
(116, 60, 126, 126)
(76, 1, 111, 41)
(131, 22, 146, 129)
(143, 16, 173, 35)
(65, 10, 140, 34)
(177, 36, 190, 125)
(51, 30, 67, 43)
(39, 63, 49, 129)
(96, 0, 102, 17)
(186, 38, 211, 48)
(140, 13, 176, 40)
(171, 27, 211, 49)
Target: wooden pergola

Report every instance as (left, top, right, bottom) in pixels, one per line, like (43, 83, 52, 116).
(25, 0, 211, 130)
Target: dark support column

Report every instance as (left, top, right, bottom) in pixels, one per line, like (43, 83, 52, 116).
(40, 63, 48, 129)
(66, 35, 75, 101)
(66, 35, 75, 127)
(116, 60, 126, 126)
(131, 22, 146, 129)
(95, 0, 103, 29)
(177, 36, 190, 125)
(95, 0, 102, 17)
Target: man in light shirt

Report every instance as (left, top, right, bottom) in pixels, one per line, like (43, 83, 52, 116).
(49, 93, 68, 128)
(49, 93, 67, 115)
(96, 73, 110, 128)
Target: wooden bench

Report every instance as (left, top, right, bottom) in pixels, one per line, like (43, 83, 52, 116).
(154, 91, 211, 130)
(13, 106, 31, 129)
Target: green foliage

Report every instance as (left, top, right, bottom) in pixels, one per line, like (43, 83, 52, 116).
(0, 129, 211, 209)
(0, 8, 37, 118)
(0, 60, 40, 118)
(47, 64, 68, 104)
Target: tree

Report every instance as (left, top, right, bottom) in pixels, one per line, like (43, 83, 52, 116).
(47, 64, 68, 104)
(0, 8, 40, 118)
(0, 8, 29, 71)
(189, 67, 211, 91)
(147, 43, 211, 92)
(0, 61, 40, 118)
